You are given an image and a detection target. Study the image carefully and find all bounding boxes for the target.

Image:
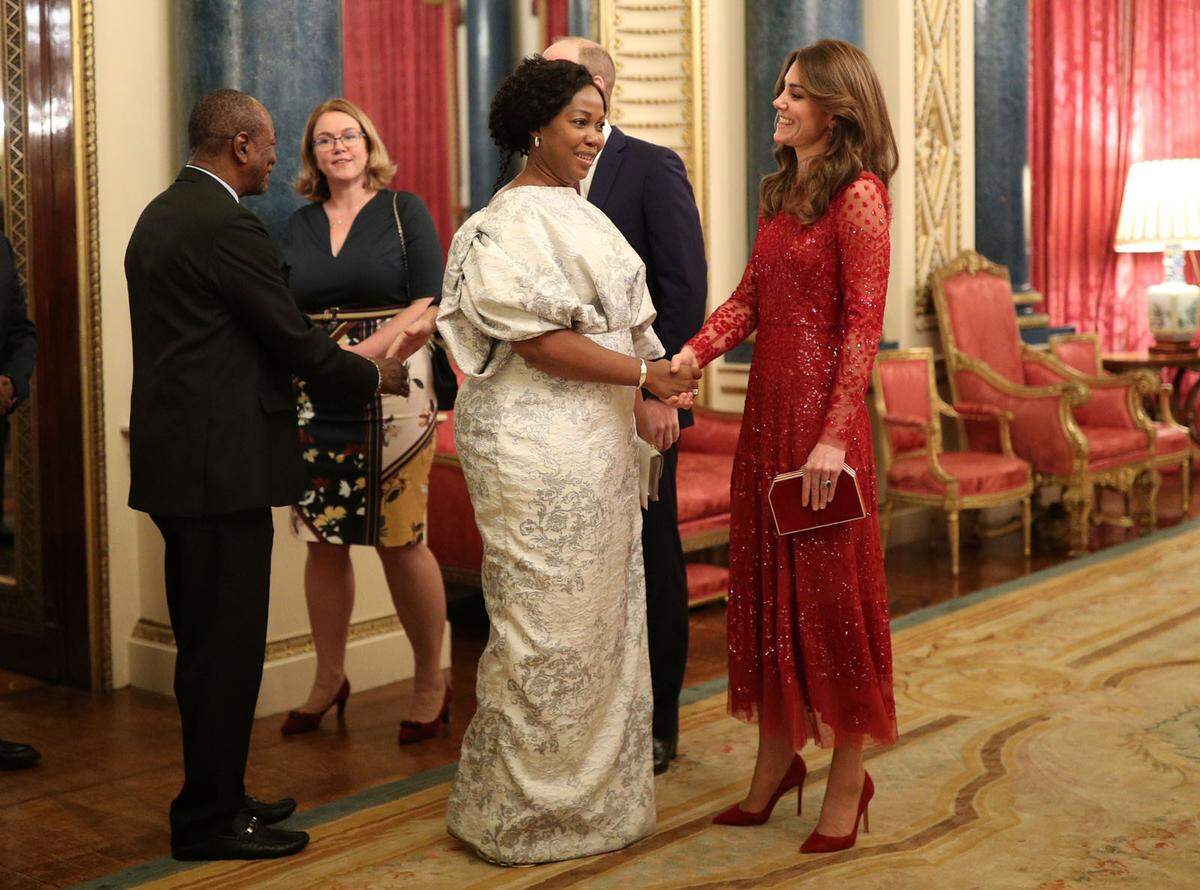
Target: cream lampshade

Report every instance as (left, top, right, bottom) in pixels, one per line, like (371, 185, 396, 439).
(1114, 158, 1200, 353)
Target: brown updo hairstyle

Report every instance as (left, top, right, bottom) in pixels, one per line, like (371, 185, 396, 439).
(759, 39, 898, 225)
(294, 97, 397, 201)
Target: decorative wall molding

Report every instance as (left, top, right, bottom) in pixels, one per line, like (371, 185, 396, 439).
(131, 615, 451, 717)
(599, 0, 707, 229)
(73, 0, 110, 691)
(133, 613, 407, 663)
(913, 0, 963, 330)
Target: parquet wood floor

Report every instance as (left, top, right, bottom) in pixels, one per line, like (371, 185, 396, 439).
(0, 474, 1193, 887)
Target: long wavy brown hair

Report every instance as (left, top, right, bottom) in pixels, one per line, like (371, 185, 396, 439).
(759, 40, 898, 225)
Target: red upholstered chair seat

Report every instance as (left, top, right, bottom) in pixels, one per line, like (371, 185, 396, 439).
(676, 451, 732, 525)
(685, 562, 729, 606)
(888, 451, 1031, 498)
(1084, 426, 1152, 467)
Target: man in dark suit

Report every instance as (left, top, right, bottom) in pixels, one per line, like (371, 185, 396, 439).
(126, 89, 408, 861)
(545, 39, 708, 775)
(0, 227, 37, 773)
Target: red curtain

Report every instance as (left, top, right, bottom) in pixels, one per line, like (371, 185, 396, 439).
(542, 0, 570, 44)
(343, 0, 459, 250)
(1030, 0, 1200, 350)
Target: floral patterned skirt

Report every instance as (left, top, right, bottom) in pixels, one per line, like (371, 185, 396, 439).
(291, 311, 437, 547)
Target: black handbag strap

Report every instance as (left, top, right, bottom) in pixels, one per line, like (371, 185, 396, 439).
(390, 191, 413, 304)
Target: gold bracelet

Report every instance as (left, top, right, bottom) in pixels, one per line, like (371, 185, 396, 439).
(638, 358, 648, 388)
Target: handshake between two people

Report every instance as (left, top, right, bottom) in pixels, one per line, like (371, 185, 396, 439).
(373, 315, 433, 397)
(642, 344, 702, 407)
(345, 310, 441, 398)
(635, 346, 702, 452)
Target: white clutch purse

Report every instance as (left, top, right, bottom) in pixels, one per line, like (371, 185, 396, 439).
(636, 439, 663, 510)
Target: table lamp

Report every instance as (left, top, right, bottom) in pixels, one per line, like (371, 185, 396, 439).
(1114, 158, 1200, 354)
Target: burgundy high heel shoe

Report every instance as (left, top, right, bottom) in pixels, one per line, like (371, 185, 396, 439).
(712, 755, 807, 826)
(800, 771, 874, 854)
(280, 677, 350, 736)
(397, 683, 451, 746)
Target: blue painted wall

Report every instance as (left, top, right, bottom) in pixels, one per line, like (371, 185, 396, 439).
(568, 0, 595, 39)
(974, 0, 1030, 289)
(178, 0, 343, 239)
(744, 2, 863, 242)
(466, 0, 514, 211)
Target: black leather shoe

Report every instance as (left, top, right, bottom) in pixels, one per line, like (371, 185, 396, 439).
(652, 735, 678, 775)
(171, 814, 309, 861)
(244, 794, 297, 825)
(0, 738, 40, 771)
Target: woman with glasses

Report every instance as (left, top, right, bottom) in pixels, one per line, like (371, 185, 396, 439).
(277, 98, 450, 746)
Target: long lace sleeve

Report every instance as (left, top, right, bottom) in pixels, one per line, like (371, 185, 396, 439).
(684, 222, 762, 367)
(820, 175, 891, 446)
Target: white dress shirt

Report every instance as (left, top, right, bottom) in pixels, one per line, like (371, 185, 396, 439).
(578, 121, 613, 201)
(185, 164, 239, 204)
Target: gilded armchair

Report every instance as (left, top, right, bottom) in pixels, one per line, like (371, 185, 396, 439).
(931, 251, 1159, 555)
(1050, 332, 1191, 514)
(873, 347, 1033, 575)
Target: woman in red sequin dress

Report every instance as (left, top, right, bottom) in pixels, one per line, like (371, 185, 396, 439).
(674, 40, 898, 851)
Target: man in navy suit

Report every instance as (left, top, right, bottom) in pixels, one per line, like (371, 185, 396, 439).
(545, 38, 708, 775)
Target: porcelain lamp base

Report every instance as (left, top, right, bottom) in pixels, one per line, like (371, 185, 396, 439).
(1148, 280, 1200, 352)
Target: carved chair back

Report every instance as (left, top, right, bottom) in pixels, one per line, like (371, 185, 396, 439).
(1048, 332, 1104, 377)
(872, 347, 940, 470)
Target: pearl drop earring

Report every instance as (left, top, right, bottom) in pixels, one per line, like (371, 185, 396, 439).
(534, 135, 541, 148)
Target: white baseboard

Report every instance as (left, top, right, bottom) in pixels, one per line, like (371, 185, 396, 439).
(885, 503, 932, 547)
(884, 501, 1025, 550)
(128, 622, 452, 718)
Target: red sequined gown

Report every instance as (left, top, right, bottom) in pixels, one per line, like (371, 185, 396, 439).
(686, 172, 897, 750)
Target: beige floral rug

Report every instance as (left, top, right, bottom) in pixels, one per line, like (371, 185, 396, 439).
(102, 522, 1200, 888)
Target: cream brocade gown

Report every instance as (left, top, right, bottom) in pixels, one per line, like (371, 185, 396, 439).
(438, 186, 661, 865)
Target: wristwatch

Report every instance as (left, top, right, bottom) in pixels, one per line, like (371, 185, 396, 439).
(637, 358, 648, 388)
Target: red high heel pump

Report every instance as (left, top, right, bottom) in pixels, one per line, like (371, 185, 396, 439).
(397, 683, 451, 746)
(800, 771, 874, 854)
(712, 755, 807, 826)
(280, 677, 350, 736)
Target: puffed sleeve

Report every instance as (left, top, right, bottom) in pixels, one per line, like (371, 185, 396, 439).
(631, 283, 665, 361)
(437, 217, 609, 379)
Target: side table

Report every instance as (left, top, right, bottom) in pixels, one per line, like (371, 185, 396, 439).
(1102, 350, 1200, 443)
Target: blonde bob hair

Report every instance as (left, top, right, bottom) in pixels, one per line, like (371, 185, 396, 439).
(760, 40, 898, 225)
(294, 98, 396, 201)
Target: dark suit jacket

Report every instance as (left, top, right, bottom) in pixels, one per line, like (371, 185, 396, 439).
(126, 166, 378, 517)
(588, 126, 707, 427)
(0, 234, 36, 411)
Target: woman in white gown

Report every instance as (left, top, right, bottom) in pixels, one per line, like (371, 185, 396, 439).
(437, 57, 702, 865)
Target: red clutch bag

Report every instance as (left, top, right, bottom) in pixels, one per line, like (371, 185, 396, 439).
(768, 464, 867, 535)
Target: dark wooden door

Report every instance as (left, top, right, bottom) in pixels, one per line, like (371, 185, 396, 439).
(0, 0, 98, 689)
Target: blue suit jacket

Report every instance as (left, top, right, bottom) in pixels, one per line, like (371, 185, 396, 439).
(588, 126, 707, 428)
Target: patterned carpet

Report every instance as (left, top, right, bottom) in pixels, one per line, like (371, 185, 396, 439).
(91, 521, 1200, 889)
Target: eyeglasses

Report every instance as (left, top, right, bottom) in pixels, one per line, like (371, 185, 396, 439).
(313, 131, 363, 152)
